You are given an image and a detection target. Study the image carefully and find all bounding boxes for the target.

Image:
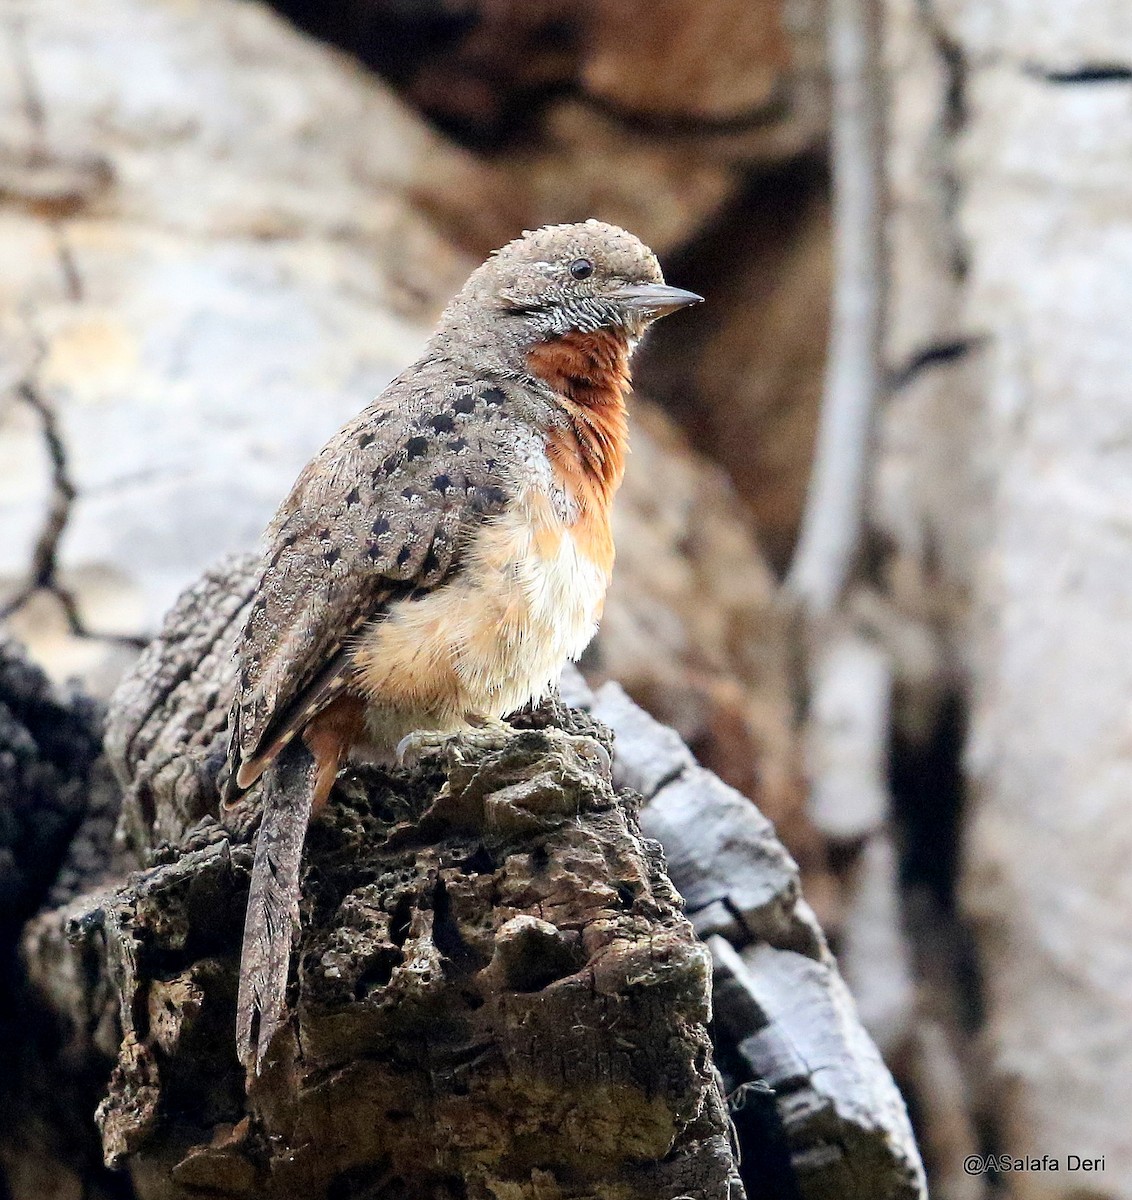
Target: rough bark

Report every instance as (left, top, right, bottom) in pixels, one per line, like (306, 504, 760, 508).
(0, 637, 127, 1200)
(81, 735, 739, 1199)
(1, 547, 924, 1199)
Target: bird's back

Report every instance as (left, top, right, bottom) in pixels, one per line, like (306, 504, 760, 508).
(226, 359, 539, 791)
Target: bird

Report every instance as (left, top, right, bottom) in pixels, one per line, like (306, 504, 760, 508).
(224, 218, 702, 1074)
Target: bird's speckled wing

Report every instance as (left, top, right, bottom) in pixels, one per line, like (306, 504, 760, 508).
(228, 374, 519, 790)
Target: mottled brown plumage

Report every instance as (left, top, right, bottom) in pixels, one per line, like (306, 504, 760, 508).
(228, 219, 701, 1073)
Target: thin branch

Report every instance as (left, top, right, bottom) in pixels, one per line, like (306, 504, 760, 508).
(785, 0, 886, 619)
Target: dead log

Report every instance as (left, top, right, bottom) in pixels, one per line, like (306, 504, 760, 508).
(5, 554, 924, 1198)
(72, 727, 741, 1198)
(24, 556, 741, 1199)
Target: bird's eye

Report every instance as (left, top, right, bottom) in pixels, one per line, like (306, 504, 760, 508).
(569, 258, 595, 280)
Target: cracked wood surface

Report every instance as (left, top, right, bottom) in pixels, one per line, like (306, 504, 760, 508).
(876, 0, 1132, 1194)
(90, 554, 923, 1199)
(81, 725, 743, 1199)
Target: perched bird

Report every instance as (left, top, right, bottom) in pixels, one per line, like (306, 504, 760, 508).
(225, 219, 701, 1073)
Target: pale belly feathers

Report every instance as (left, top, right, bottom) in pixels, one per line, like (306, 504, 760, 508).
(348, 477, 608, 748)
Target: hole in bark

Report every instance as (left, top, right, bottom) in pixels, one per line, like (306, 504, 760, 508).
(354, 948, 404, 999)
(389, 894, 413, 947)
(460, 844, 495, 875)
(500, 928, 581, 994)
(891, 692, 964, 913)
(615, 882, 637, 908)
(432, 879, 489, 975)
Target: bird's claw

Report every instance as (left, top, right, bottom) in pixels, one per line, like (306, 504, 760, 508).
(395, 729, 452, 770)
(396, 719, 516, 770)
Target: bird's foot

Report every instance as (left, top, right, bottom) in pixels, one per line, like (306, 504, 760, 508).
(395, 718, 514, 771)
(395, 728, 450, 769)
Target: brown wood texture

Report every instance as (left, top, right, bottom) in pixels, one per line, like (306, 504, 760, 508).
(1, 550, 925, 1198)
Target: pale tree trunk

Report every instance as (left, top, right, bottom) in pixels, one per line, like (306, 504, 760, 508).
(875, 0, 1132, 1194)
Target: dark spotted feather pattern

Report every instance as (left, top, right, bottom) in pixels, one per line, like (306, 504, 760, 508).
(228, 374, 519, 790)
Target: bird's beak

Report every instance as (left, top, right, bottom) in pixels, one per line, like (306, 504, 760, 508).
(608, 282, 704, 318)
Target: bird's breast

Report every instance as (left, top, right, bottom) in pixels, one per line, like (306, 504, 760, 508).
(348, 471, 610, 742)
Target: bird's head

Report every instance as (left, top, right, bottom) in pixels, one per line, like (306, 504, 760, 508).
(455, 219, 702, 342)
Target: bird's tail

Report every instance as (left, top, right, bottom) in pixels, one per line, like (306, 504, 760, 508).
(236, 738, 316, 1076)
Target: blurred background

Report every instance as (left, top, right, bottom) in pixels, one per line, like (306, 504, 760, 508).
(2, 0, 1130, 1196)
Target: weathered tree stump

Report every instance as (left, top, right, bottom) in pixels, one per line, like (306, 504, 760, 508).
(19, 556, 741, 1199)
(4, 555, 924, 1200)
(80, 726, 739, 1198)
